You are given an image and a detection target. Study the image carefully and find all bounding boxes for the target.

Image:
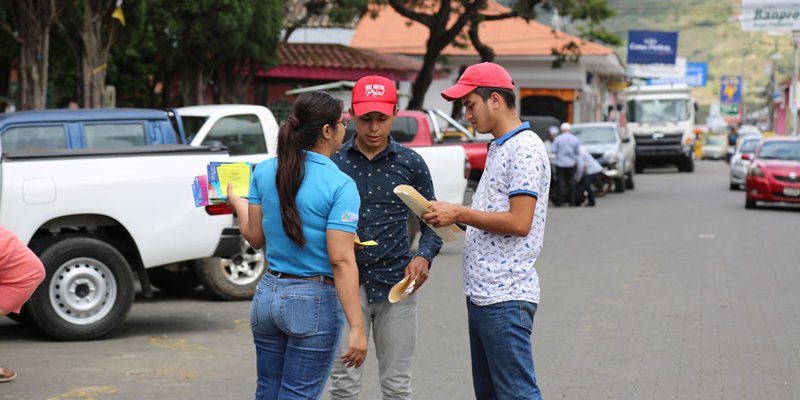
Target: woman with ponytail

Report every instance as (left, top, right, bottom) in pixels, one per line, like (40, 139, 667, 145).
(227, 91, 367, 399)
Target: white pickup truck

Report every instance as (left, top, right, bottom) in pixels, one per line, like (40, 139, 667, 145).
(178, 105, 467, 297)
(0, 145, 236, 340)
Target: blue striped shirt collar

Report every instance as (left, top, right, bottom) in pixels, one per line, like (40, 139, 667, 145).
(494, 121, 531, 146)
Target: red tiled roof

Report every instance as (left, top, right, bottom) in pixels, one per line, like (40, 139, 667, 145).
(259, 43, 448, 81)
(352, 1, 613, 57)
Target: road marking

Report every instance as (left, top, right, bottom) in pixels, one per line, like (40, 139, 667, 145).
(47, 386, 119, 400)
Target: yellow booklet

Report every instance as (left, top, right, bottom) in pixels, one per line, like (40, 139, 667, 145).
(355, 239, 378, 246)
(216, 163, 251, 198)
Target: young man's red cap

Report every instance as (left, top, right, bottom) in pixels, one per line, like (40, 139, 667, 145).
(351, 75, 398, 116)
(441, 62, 515, 102)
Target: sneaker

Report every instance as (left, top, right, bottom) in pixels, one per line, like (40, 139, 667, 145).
(0, 367, 16, 383)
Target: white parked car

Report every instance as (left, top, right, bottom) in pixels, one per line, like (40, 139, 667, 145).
(729, 135, 762, 190)
(571, 122, 636, 192)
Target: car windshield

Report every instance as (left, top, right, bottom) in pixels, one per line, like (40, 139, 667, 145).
(627, 99, 690, 123)
(181, 116, 209, 143)
(705, 135, 726, 145)
(739, 139, 760, 153)
(758, 141, 800, 161)
(572, 126, 616, 144)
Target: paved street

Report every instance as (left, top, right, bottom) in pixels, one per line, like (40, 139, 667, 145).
(1, 160, 799, 400)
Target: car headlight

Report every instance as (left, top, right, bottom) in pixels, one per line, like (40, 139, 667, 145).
(603, 150, 618, 167)
(748, 166, 764, 178)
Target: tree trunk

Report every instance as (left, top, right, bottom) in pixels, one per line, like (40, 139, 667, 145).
(14, 1, 56, 110)
(181, 61, 208, 106)
(78, 0, 118, 108)
(408, 49, 439, 110)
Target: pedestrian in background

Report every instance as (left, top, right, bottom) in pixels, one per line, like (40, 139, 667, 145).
(552, 122, 581, 207)
(422, 62, 550, 400)
(227, 91, 367, 400)
(575, 146, 602, 207)
(329, 75, 443, 400)
(0, 225, 46, 382)
(726, 124, 738, 163)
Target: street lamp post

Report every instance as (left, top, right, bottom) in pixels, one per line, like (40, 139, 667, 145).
(792, 31, 799, 136)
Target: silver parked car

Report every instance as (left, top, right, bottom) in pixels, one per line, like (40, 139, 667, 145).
(571, 122, 636, 192)
(729, 135, 762, 190)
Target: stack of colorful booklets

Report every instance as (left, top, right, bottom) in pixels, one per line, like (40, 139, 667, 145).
(192, 161, 253, 207)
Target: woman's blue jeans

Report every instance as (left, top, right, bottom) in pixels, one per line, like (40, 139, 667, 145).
(251, 273, 344, 400)
(467, 298, 541, 400)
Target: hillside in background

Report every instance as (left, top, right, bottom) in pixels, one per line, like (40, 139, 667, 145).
(603, 0, 795, 113)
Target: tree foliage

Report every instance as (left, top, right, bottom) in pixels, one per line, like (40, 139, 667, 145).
(379, 0, 619, 109)
(1, 0, 65, 110)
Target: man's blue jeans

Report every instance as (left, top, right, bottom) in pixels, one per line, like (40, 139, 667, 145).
(251, 273, 344, 400)
(467, 298, 542, 400)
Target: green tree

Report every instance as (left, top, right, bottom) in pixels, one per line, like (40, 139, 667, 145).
(145, 0, 283, 106)
(212, 0, 284, 103)
(0, 0, 65, 110)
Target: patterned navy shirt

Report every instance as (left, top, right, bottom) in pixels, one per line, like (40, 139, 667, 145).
(332, 137, 443, 303)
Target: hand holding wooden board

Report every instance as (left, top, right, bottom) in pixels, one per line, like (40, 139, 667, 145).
(393, 185, 463, 242)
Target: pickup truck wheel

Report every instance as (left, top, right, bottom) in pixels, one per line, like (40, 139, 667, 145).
(678, 158, 695, 172)
(6, 307, 32, 325)
(26, 237, 134, 340)
(196, 238, 265, 300)
(147, 263, 200, 293)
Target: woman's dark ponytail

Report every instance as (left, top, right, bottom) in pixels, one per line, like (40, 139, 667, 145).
(275, 91, 343, 248)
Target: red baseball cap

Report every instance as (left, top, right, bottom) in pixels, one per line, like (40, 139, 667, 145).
(441, 62, 515, 101)
(351, 75, 398, 116)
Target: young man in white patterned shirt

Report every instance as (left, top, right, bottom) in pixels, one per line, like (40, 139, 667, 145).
(422, 62, 550, 400)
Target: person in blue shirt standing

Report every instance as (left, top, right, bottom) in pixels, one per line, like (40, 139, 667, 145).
(329, 75, 443, 400)
(422, 62, 550, 400)
(552, 122, 581, 207)
(227, 91, 367, 400)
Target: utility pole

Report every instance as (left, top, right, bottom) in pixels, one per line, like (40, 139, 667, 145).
(769, 37, 778, 132)
(792, 31, 799, 136)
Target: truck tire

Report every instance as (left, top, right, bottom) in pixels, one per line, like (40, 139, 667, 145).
(196, 238, 266, 300)
(147, 262, 200, 293)
(678, 158, 694, 172)
(26, 237, 134, 341)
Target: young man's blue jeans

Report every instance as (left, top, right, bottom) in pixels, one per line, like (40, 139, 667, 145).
(250, 273, 344, 400)
(467, 299, 541, 400)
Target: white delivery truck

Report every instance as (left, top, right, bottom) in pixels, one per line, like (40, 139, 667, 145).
(624, 84, 696, 173)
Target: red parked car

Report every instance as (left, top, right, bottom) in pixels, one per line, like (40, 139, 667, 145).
(745, 137, 800, 209)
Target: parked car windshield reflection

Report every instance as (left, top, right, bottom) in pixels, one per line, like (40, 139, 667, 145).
(759, 142, 800, 161)
(572, 126, 616, 144)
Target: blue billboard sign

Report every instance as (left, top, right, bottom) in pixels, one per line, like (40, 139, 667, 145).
(646, 62, 708, 87)
(720, 75, 743, 104)
(627, 30, 679, 65)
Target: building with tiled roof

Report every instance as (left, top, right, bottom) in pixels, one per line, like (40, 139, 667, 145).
(351, 1, 626, 124)
(249, 43, 446, 110)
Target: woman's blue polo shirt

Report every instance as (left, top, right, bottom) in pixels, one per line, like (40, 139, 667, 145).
(248, 151, 360, 278)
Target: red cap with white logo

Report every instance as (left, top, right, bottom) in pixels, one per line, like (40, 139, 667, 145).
(351, 75, 398, 116)
(441, 62, 514, 102)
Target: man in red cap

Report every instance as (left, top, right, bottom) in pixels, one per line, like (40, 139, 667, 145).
(423, 62, 550, 400)
(329, 75, 443, 400)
